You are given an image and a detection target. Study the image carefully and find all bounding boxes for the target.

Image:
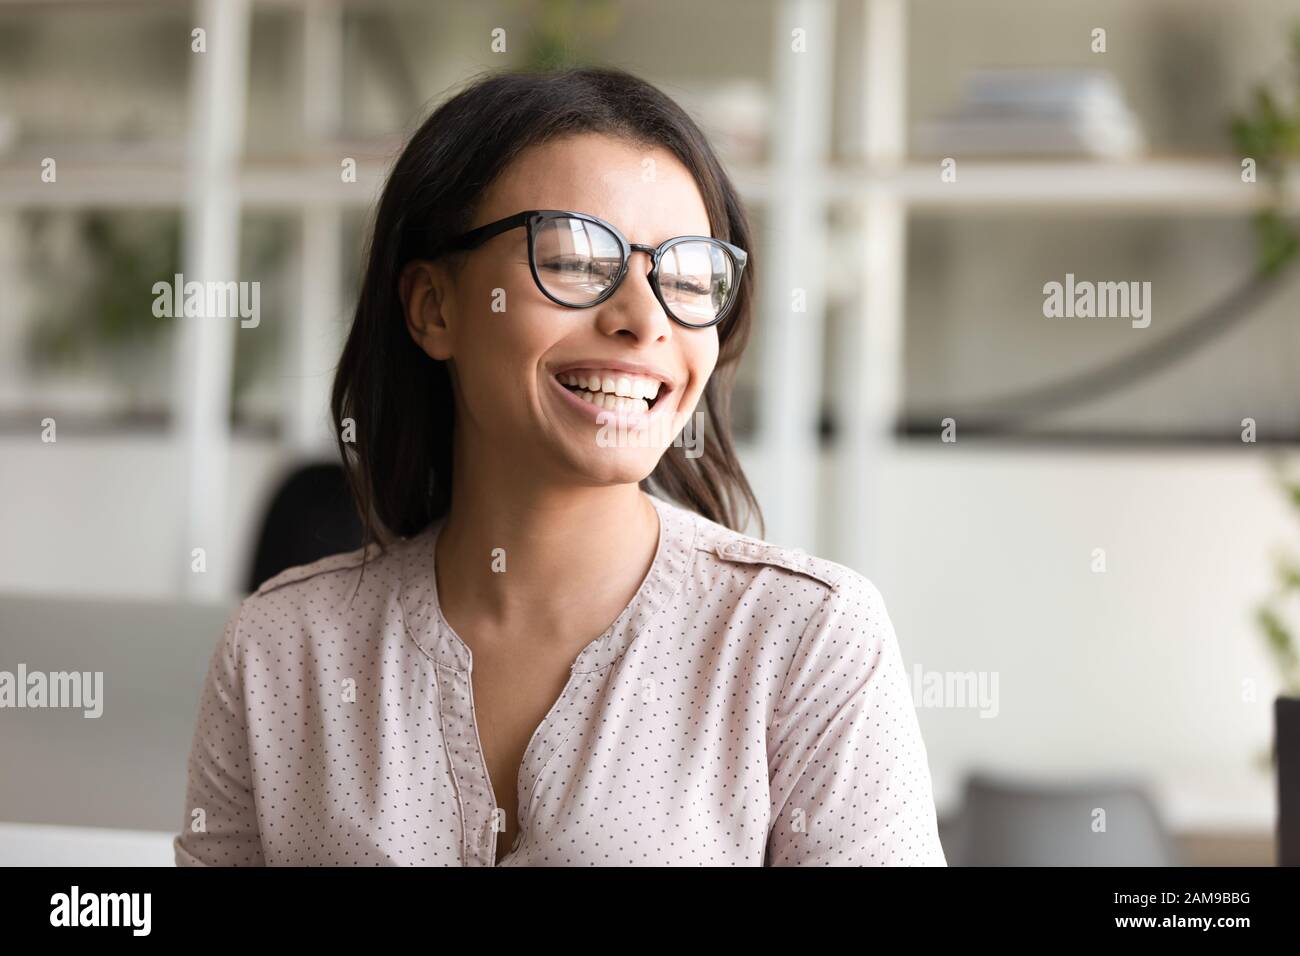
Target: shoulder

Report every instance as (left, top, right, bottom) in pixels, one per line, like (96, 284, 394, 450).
(220, 536, 421, 664)
(251, 542, 383, 598)
(660, 499, 900, 697)
(671, 497, 860, 597)
(233, 536, 413, 633)
(658, 495, 892, 632)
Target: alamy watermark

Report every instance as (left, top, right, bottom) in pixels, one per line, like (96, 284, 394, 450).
(50, 886, 150, 936)
(152, 273, 260, 328)
(596, 409, 706, 459)
(910, 664, 999, 718)
(1042, 273, 1151, 329)
(0, 664, 103, 718)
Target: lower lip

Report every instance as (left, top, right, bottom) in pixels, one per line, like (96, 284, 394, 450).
(548, 374, 671, 430)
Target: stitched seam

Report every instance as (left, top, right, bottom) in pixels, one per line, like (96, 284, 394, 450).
(766, 584, 836, 743)
(572, 496, 699, 674)
(400, 565, 475, 865)
(223, 598, 268, 865)
(432, 660, 474, 866)
(762, 585, 838, 857)
(647, 497, 698, 618)
(255, 544, 377, 596)
(515, 672, 590, 853)
(712, 540, 843, 591)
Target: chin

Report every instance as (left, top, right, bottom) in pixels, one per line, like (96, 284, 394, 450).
(563, 445, 665, 487)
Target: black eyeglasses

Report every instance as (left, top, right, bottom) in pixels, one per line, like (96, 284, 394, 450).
(442, 209, 748, 329)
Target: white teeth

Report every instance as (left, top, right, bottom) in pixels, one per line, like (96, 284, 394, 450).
(574, 388, 646, 413)
(558, 369, 666, 408)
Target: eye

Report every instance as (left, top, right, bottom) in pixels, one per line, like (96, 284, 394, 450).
(539, 256, 620, 278)
(663, 276, 712, 295)
(539, 256, 586, 273)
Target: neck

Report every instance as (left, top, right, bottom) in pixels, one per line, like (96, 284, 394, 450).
(434, 455, 660, 645)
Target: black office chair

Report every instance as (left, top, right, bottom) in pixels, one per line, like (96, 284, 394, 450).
(245, 461, 365, 594)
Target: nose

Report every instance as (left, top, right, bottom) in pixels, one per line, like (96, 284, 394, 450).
(595, 245, 673, 342)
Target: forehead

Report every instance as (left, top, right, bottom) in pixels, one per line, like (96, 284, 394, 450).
(476, 133, 714, 244)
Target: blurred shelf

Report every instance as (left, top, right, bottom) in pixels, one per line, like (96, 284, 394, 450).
(893, 421, 1300, 449)
(0, 157, 392, 208)
(745, 156, 1297, 213)
(2, 149, 1290, 213)
(0, 0, 320, 8)
(2, 150, 1288, 213)
(240, 157, 389, 208)
(881, 158, 1289, 213)
(734, 157, 1293, 212)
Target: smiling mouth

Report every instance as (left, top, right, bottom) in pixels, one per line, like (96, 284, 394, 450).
(556, 370, 668, 414)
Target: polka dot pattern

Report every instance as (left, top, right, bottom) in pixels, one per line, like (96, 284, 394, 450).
(173, 493, 947, 866)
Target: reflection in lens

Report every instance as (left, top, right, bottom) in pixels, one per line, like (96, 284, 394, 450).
(659, 240, 734, 326)
(533, 216, 623, 304)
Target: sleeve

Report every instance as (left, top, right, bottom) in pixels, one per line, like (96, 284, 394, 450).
(765, 572, 947, 866)
(173, 602, 266, 866)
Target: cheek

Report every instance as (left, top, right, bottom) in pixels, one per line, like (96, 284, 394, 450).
(451, 278, 565, 422)
(686, 331, 721, 394)
(456, 259, 539, 347)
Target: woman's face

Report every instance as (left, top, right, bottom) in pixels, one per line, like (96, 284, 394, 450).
(404, 132, 721, 489)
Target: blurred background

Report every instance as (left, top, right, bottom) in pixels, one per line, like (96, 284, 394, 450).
(2, 0, 1300, 866)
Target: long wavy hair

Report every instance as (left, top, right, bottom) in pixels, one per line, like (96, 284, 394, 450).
(331, 66, 763, 548)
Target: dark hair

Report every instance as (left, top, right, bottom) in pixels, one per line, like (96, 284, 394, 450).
(331, 66, 763, 548)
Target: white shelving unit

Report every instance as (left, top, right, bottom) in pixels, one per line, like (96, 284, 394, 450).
(0, 0, 375, 597)
(0, 0, 1282, 595)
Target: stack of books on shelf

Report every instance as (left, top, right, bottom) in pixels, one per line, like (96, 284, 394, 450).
(915, 68, 1146, 159)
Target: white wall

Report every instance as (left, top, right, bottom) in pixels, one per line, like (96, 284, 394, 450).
(0, 434, 286, 598)
(821, 443, 1290, 830)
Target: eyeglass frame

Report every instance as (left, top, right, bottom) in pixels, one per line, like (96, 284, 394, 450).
(440, 208, 749, 329)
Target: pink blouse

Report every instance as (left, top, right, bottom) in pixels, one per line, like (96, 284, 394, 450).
(173, 492, 946, 866)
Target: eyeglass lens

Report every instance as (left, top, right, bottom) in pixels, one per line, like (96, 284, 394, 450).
(532, 215, 737, 326)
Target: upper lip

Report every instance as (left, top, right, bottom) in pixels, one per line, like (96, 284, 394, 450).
(550, 359, 677, 390)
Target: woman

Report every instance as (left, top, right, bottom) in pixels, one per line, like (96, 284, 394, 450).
(174, 66, 946, 866)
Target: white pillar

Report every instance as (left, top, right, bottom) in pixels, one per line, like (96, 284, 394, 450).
(286, 1, 345, 455)
(288, 206, 344, 453)
(172, 0, 251, 597)
(756, 0, 836, 549)
(839, 0, 907, 577)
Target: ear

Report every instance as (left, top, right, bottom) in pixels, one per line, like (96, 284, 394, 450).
(400, 259, 455, 360)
